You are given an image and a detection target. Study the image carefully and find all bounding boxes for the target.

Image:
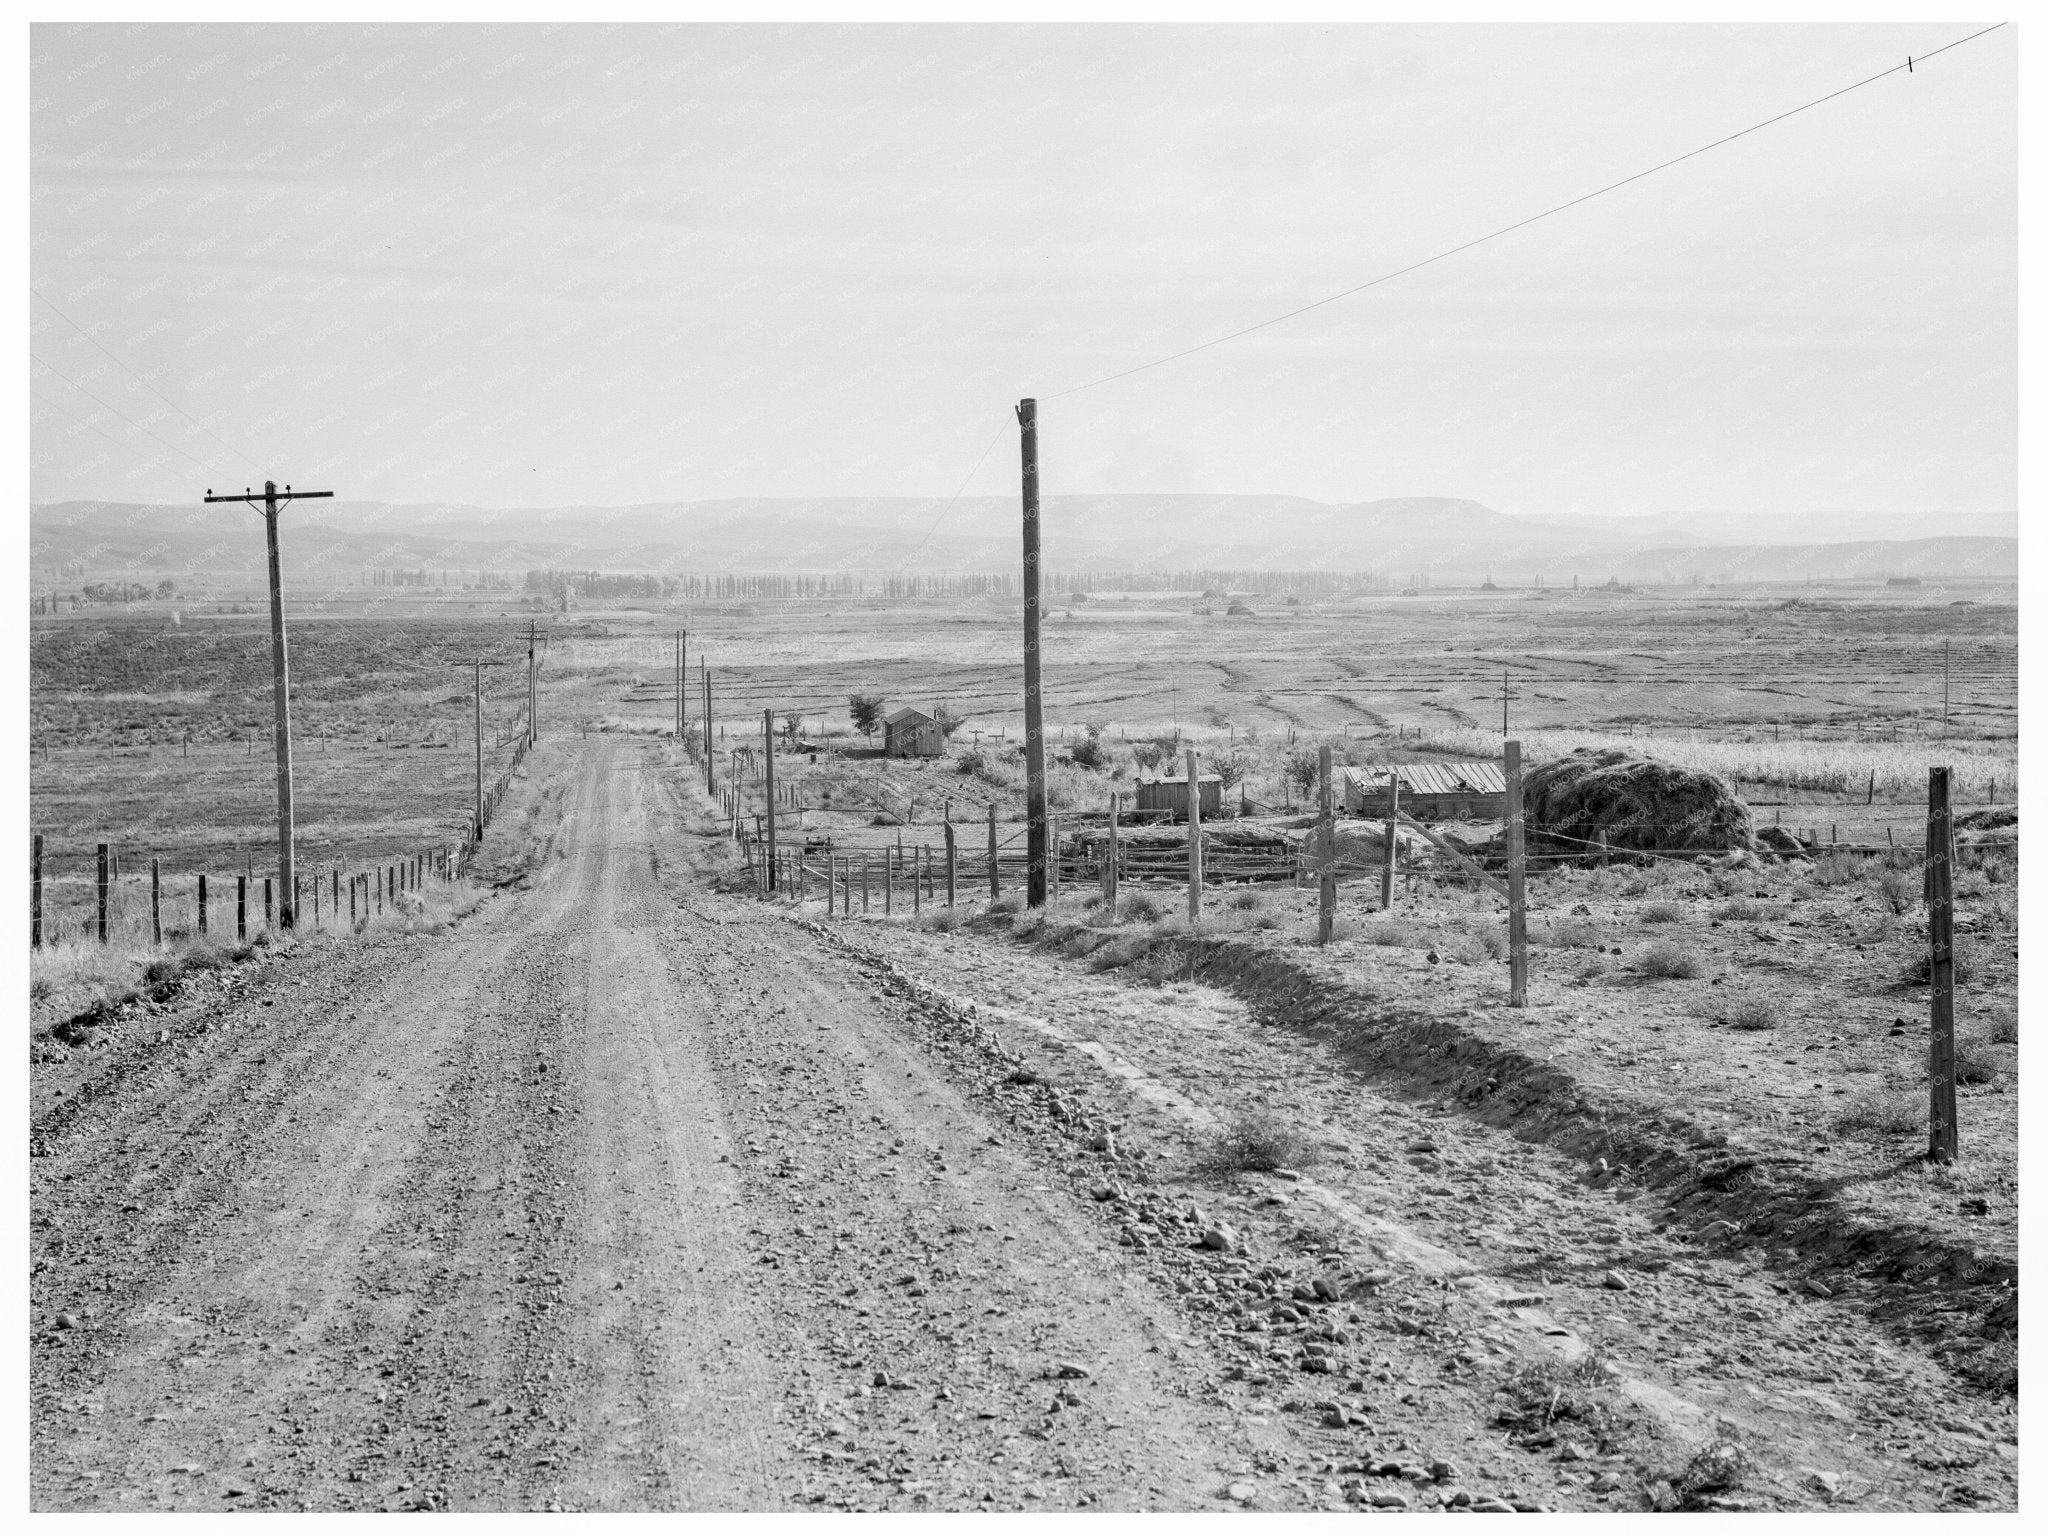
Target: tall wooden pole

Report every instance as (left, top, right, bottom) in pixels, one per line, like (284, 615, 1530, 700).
(1927, 765, 1958, 1162)
(527, 621, 538, 746)
(1505, 739, 1529, 1007)
(31, 833, 42, 950)
(473, 659, 484, 842)
(1019, 398, 1048, 907)
(1185, 747, 1203, 925)
(763, 707, 778, 892)
(97, 842, 109, 944)
(988, 802, 1000, 899)
(702, 661, 713, 791)
(1380, 770, 1400, 910)
(675, 630, 684, 740)
(1502, 666, 1510, 737)
(262, 486, 297, 927)
(1317, 746, 1335, 944)
(1106, 792, 1120, 924)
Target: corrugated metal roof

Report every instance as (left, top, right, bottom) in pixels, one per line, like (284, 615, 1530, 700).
(1343, 760, 1505, 796)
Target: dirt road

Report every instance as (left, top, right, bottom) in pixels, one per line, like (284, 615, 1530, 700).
(30, 742, 2015, 1511)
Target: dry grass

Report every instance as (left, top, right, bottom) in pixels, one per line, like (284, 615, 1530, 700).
(1197, 1109, 1323, 1174)
(1835, 1087, 1921, 1137)
(1714, 898, 1766, 922)
(1641, 901, 1684, 924)
(1639, 942, 1705, 980)
(1726, 995, 1779, 1031)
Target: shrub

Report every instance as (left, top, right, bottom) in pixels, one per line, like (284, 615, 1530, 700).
(1198, 1110, 1322, 1174)
(1835, 1087, 1920, 1136)
(1672, 1433, 1755, 1510)
(1954, 1028, 2006, 1085)
(1068, 732, 1108, 769)
(1897, 936, 1979, 987)
(1714, 899, 1764, 923)
(1572, 953, 1609, 982)
(1542, 918, 1601, 949)
(1470, 926, 1507, 960)
(1878, 868, 1918, 915)
(1122, 891, 1162, 923)
(1642, 901, 1684, 924)
(1640, 942, 1705, 980)
(1727, 996, 1779, 1031)
(1810, 851, 1867, 886)
(1229, 888, 1262, 911)
(1086, 933, 1154, 971)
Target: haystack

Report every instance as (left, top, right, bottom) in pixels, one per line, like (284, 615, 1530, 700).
(1521, 747, 1753, 853)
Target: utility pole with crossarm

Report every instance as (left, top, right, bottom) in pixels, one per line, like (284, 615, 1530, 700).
(204, 480, 332, 929)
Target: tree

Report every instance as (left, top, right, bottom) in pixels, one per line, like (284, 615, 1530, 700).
(849, 693, 885, 739)
(1214, 753, 1247, 792)
(933, 703, 967, 738)
(782, 710, 804, 742)
(1285, 749, 1321, 797)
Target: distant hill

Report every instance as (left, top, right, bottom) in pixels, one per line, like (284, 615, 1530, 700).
(26, 495, 2016, 584)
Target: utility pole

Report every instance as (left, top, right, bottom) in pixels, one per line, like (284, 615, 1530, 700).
(1019, 397, 1048, 908)
(684, 626, 700, 740)
(205, 480, 333, 929)
(763, 707, 778, 892)
(473, 659, 485, 841)
(525, 620, 541, 745)
(1942, 639, 1951, 736)
(1501, 665, 1510, 737)
(702, 661, 713, 791)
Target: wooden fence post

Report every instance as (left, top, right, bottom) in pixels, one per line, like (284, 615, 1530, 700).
(31, 833, 43, 950)
(151, 858, 162, 947)
(1505, 739, 1529, 1007)
(863, 853, 871, 914)
(988, 803, 1000, 900)
(912, 847, 921, 916)
(945, 821, 957, 906)
(1186, 747, 1203, 926)
(1380, 770, 1400, 910)
(1927, 766, 1958, 1163)
(237, 875, 247, 941)
(1049, 816, 1059, 904)
(198, 873, 208, 937)
(349, 875, 357, 925)
(885, 845, 893, 915)
(264, 877, 274, 930)
(97, 842, 110, 944)
(313, 869, 320, 926)
(1317, 746, 1335, 944)
(1107, 792, 1120, 924)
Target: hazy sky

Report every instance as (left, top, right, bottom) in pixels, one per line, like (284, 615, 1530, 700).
(28, 22, 2015, 519)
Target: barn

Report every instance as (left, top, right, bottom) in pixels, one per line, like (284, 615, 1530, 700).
(1343, 760, 1506, 820)
(882, 706, 946, 758)
(1134, 772, 1224, 821)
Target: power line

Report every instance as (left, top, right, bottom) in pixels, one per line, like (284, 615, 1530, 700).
(896, 414, 1013, 574)
(31, 387, 178, 466)
(1047, 22, 2009, 400)
(31, 287, 262, 475)
(30, 353, 222, 476)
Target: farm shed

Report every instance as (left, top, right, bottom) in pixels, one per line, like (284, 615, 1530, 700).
(1134, 772, 1223, 821)
(1343, 761, 1506, 820)
(882, 706, 945, 758)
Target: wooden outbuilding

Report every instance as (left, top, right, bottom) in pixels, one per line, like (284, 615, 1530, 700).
(882, 706, 946, 758)
(1134, 772, 1224, 821)
(1343, 760, 1506, 820)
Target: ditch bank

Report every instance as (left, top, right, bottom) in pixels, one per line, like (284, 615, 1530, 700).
(943, 910, 2017, 1397)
